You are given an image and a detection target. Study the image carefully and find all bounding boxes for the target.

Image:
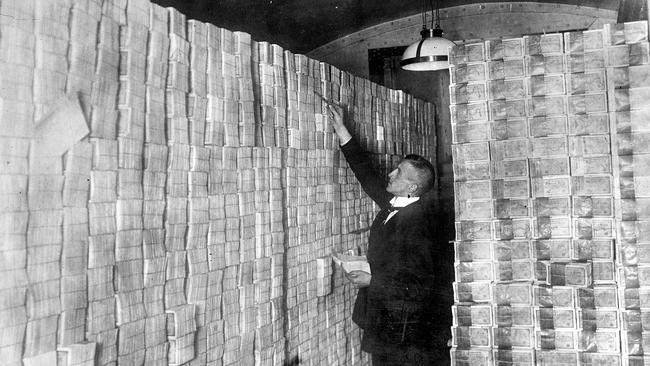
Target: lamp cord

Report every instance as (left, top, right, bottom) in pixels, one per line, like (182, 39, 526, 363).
(433, 0, 440, 29)
(423, 0, 441, 30)
(421, 0, 427, 30)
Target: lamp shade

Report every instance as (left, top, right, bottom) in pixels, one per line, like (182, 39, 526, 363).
(401, 28, 455, 71)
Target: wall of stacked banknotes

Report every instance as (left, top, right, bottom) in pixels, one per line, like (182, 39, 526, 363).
(0, 0, 437, 365)
(449, 20, 650, 366)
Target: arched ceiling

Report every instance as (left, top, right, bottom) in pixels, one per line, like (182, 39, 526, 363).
(152, 0, 623, 54)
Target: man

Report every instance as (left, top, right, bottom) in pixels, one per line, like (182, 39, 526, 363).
(326, 102, 446, 365)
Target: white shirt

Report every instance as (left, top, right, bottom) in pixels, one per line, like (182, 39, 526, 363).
(384, 196, 420, 224)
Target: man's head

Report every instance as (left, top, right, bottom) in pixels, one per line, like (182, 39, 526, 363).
(385, 154, 436, 197)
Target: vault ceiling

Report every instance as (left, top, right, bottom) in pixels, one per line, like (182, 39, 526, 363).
(152, 0, 621, 54)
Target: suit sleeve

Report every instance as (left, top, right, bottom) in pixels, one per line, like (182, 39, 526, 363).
(340, 138, 392, 207)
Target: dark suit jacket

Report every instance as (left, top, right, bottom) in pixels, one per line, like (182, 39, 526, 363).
(341, 138, 439, 355)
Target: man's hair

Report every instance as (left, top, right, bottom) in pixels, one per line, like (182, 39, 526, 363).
(403, 154, 436, 196)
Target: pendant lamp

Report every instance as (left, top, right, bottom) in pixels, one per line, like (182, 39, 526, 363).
(400, 0, 455, 71)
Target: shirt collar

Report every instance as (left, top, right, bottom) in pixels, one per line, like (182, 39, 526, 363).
(390, 196, 420, 208)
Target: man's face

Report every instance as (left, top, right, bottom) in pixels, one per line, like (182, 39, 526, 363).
(386, 160, 418, 197)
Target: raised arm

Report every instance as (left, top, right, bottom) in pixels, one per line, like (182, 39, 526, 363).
(327, 102, 392, 207)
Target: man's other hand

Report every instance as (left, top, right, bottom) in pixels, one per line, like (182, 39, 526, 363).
(345, 270, 371, 288)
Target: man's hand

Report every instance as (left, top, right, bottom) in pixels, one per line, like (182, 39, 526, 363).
(345, 270, 371, 288)
(318, 94, 352, 144)
(326, 102, 345, 130)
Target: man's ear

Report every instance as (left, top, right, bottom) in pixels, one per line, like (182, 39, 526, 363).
(408, 183, 419, 194)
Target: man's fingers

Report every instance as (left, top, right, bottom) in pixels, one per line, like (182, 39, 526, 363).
(326, 106, 334, 121)
(347, 271, 367, 281)
(326, 99, 345, 108)
(344, 271, 362, 283)
(315, 91, 345, 121)
(327, 104, 339, 116)
(315, 91, 346, 109)
(326, 105, 343, 124)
